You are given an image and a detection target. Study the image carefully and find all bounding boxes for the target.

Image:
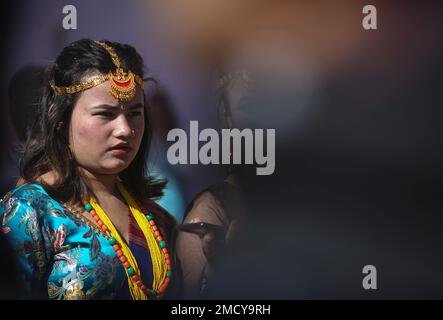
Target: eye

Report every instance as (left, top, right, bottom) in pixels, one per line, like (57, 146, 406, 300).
(94, 111, 116, 119)
(128, 110, 143, 117)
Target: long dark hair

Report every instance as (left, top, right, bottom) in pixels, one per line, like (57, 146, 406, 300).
(20, 38, 166, 204)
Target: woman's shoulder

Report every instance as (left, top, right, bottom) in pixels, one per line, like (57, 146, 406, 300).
(2, 183, 46, 205)
(183, 190, 227, 224)
(3, 182, 48, 200)
(0, 183, 64, 218)
(6, 182, 44, 195)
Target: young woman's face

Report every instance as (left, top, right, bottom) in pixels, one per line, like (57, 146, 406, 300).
(225, 76, 251, 128)
(69, 78, 145, 175)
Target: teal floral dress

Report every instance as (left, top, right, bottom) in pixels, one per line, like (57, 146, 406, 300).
(0, 183, 178, 299)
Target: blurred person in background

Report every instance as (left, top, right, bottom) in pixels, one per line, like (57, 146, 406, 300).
(175, 70, 250, 299)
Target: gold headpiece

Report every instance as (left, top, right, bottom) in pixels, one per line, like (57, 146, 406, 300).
(50, 41, 144, 102)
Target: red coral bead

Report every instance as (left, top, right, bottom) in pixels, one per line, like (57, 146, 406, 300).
(152, 226, 158, 231)
(116, 250, 123, 257)
(119, 255, 127, 263)
(123, 261, 131, 269)
(113, 244, 120, 251)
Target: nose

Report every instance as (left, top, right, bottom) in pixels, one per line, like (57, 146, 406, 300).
(113, 114, 132, 139)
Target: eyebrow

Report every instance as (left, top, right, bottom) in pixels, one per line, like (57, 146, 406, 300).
(91, 103, 144, 110)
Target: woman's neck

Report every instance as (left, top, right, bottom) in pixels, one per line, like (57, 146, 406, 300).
(81, 169, 118, 198)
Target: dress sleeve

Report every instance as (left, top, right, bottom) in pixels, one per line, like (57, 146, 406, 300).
(175, 191, 226, 299)
(0, 196, 54, 298)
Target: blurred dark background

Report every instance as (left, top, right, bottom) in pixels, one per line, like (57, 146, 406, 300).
(1, 0, 442, 299)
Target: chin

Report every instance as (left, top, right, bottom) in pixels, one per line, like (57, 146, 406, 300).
(102, 160, 132, 174)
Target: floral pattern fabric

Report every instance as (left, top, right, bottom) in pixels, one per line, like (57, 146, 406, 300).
(0, 183, 134, 299)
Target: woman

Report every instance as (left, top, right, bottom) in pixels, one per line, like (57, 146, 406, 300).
(175, 70, 248, 299)
(0, 39, 179, 300)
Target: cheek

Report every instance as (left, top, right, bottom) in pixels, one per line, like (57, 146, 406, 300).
(74, 123, 92, 142)
(71, 117, 107, 148)
(133, 117, 145, 140)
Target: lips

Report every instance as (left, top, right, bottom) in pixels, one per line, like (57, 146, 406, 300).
(108, 143, 132, 155)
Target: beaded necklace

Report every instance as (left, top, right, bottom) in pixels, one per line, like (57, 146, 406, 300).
(62, 182, 171, 299)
